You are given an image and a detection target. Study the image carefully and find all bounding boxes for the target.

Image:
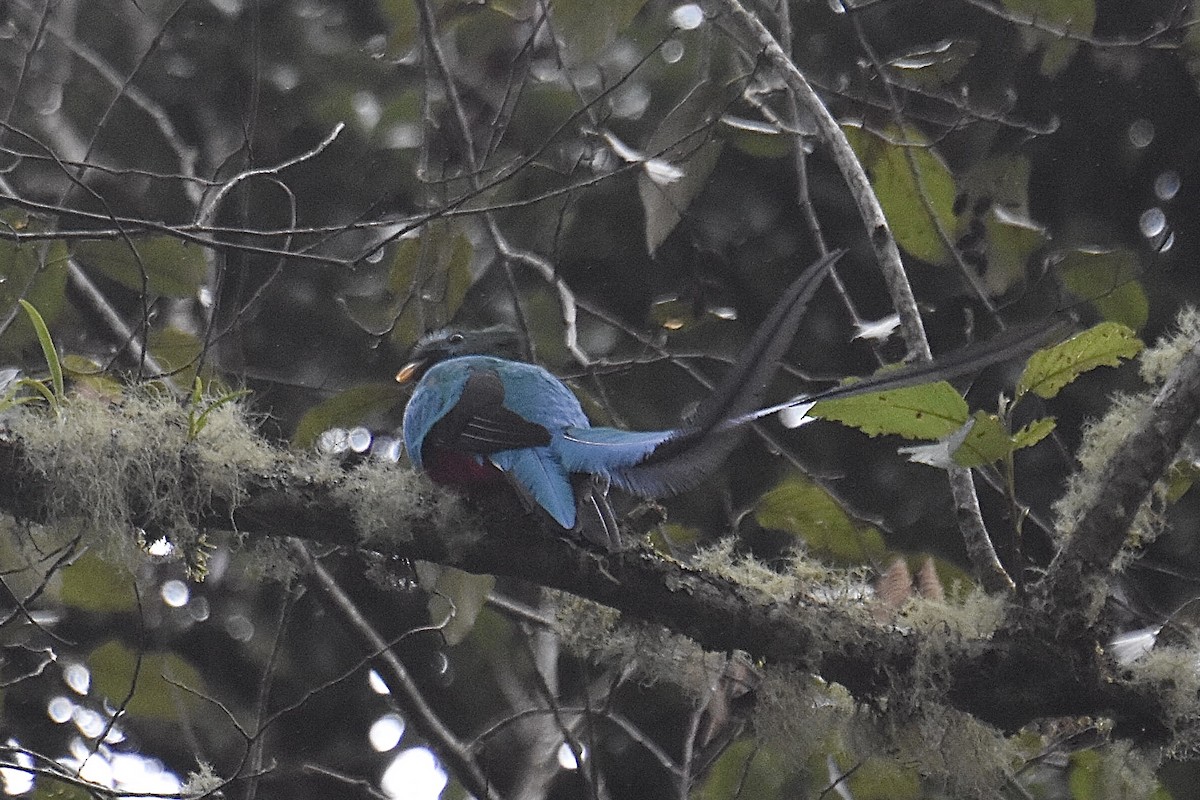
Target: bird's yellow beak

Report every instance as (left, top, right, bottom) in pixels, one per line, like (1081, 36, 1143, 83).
(395, 360, 422, 385)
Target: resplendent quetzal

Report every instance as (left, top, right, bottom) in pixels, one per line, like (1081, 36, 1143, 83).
(397, 250, 1059, 546)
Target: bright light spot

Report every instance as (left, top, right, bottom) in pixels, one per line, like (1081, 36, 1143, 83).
(369, 713, 406, 752)
(267, 63, 301, 93)
(381, 123, 421, 149)
(225, 614, 254, 642)
(161, 579, 189, 608)
(110, 752, 182, 794)
(670, 3, 703, 29)
(610, 83, 651, 120)
(0, 742, 33, 796)
(189, 596, 211, 622)
(146, 537, 174, 557)
(63, 663, 90, 695)
(557, 742, 586, 770)
(708, 306, 738, 321)
(381, 747, 447, 800)
(1128, 118, 1154, 149)
(73, 706, 107, 739)
(348, 427, 373, 453)
(661, 39, 685, 64)
(368, 669, 391, 694)
(1139, 207, 1166, 239)
(1155, 170, 1181, 201)
(47, 696, 75, 723)
(317, 428, 350, 454)
(63, 750, 114, 788)
(373, 437, 403, 463)
(353, 91, 383, 131)
(210, 0, 244, 16)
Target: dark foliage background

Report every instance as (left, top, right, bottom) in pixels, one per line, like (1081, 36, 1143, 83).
(1, 0, 1199, 798)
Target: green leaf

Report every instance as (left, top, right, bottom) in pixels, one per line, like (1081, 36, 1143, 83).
(18, 300, 62, 402)
(983, 206, 1047, 295)
(75, 237, 207, 298)
(1058, 247, 1148, 330)
(549, 0, 649, 63)
(637, 81, 728, 255)
(60, 553, 137, 613)
(148, 326, 203, 374)
(424, 566, 496, 647)
(1002, 0, 1095, 76)
(377, 0, 418, 57)
(87, 640, 204, 719)
(847, 756, 921, 800)
(951, 412, 1012, 467)
(293, 383, 402, 448)
(1016, 322, 1142, 400)
(950, 413, 1056, 468)
(842, 124, 962, 265)
(1166, 459, 1200, 502)
(810, 380, 969, 440)
(756, 477, 886, 564)
(693, 738, 788, 800)
(1012, 417, 1056, 450)
(0, 209, 69, 353)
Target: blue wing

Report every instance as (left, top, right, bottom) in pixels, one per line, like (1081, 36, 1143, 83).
(490, 446, 578, 528)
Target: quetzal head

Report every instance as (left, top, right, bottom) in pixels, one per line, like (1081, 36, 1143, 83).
(394, 325, 520, 385)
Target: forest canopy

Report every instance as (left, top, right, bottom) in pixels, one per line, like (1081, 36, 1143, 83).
(1, 1, 1200, 799)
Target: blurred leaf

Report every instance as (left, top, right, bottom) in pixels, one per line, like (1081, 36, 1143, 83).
(0, 209, 69, 352)
(648, 295, 698, 331)
(426, 566, 496, 646)
(1058, 247, 1147, 330)
(722, 116, 792, 159)
(377, 223, 475, 348)
(843, 124, 961, 265)
(636, 80, 728, 255)
(810, 380, 969, 440)
(551, 0, 649, 63)
(62, 354, 123, 399)
(693, 737, 788, 800)
(1166, 460, 1200, 502)
(293, 383, 401, 448)
(651, 522, 701, 552)
(87, 640, 203, 719)
(983, 206, 1048, 295)
(756, 477, 887, 564)
(848, 756, 921, 800)
(61, 553, 136, 613)
(378, 0, 419, 57)
(1017, 322, 1142, 400)
(885, 38, 978, 85)
(148, 327, 202, 374)
(1003, 0, 1095, 76)
(75, 237, 206, 298)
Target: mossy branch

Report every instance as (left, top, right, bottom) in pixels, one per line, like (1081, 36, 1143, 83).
(0, 394, 1183, 747)
(1040, 339, 1200, 618)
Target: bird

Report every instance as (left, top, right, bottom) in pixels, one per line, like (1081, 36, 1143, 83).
(396, 250, 1063, 547)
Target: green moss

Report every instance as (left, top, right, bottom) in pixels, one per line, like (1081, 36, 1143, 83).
(331, 460, 473, 552)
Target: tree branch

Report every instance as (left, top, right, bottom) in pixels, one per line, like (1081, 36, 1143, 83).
(0, 419, 1173, 743)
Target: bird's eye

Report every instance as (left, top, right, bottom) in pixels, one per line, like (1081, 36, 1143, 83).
(448, 333, 465, 344)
